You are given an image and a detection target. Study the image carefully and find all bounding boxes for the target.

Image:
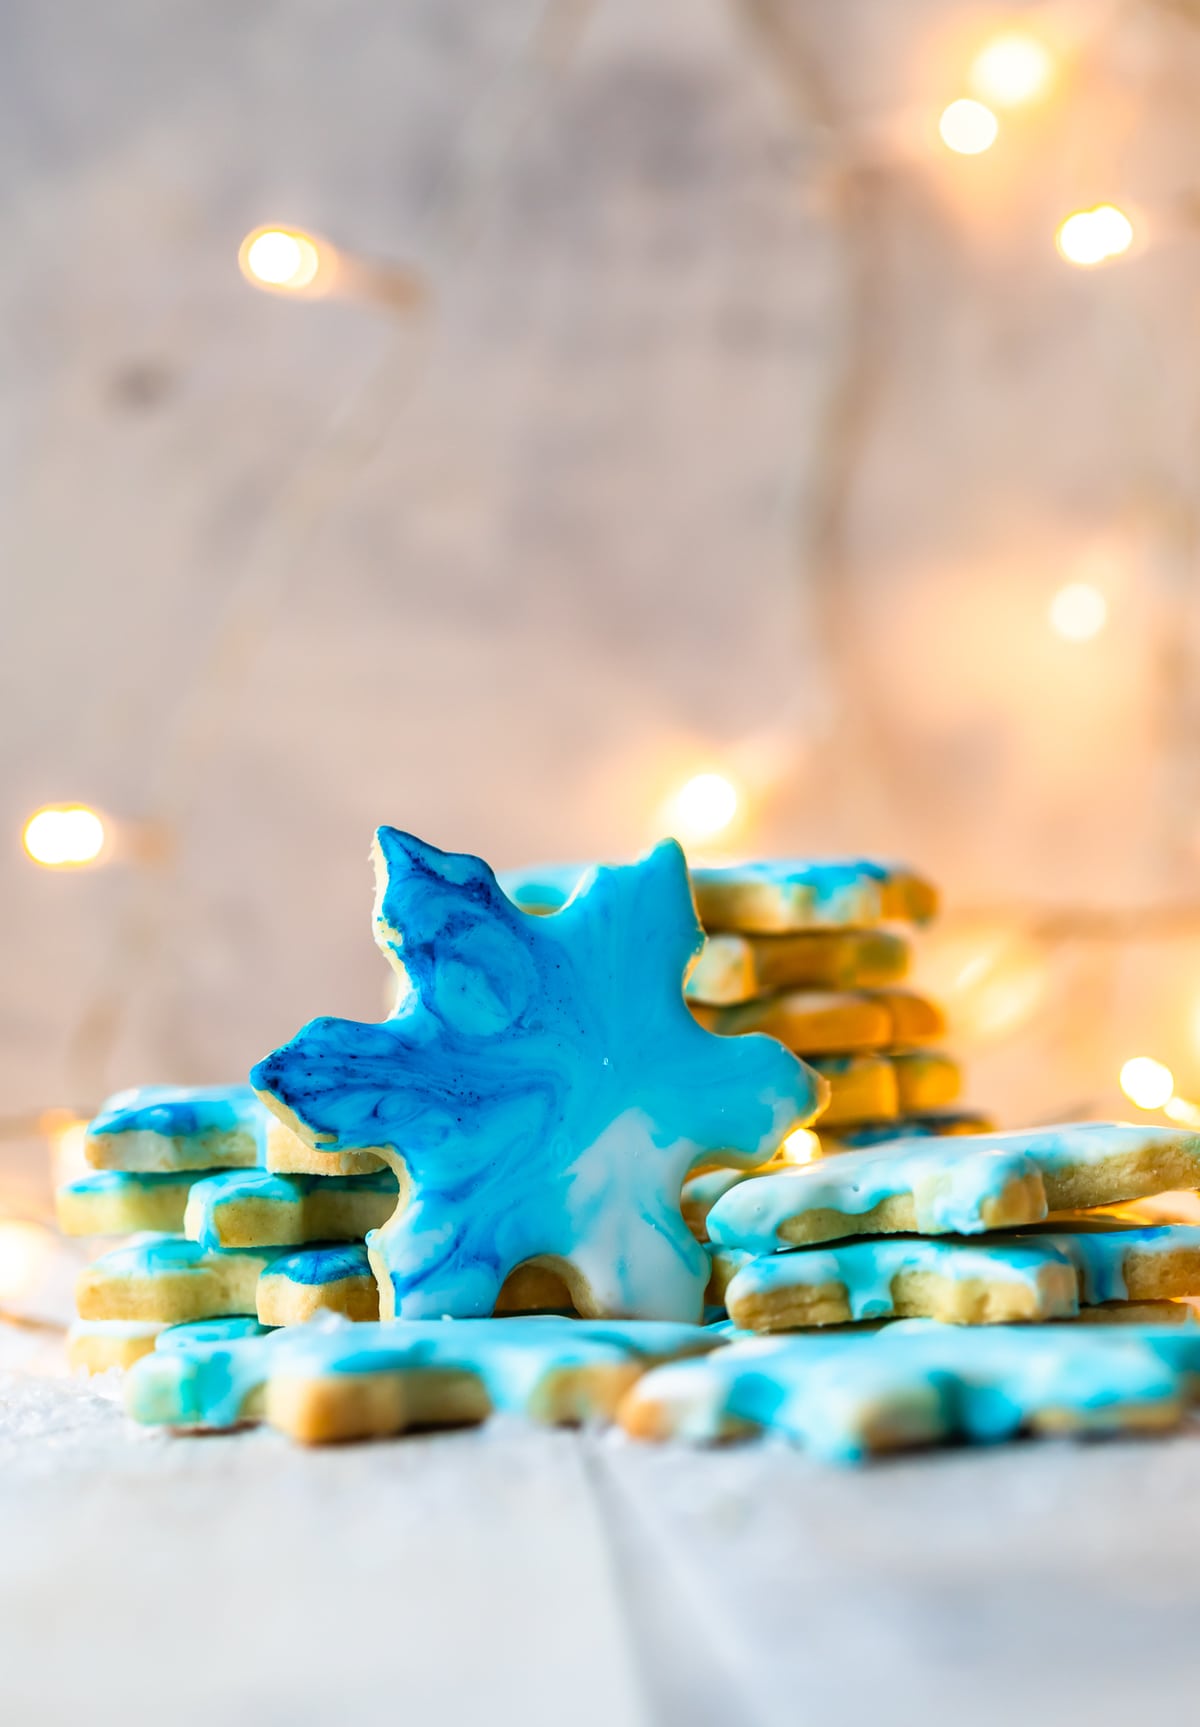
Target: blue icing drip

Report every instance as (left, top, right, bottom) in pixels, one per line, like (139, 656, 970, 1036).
(631, 1322, 1200, 1461)
(91, 1235, 287, 1277)
(706, 1124, 1200, 1251)
(63, 1170, 198, 1196)
(261, 1243, 373, 1286)
(89, 1084, 263, 1140)
(156, 1317, 272, 1350)
(185, 1166, 399, 1251)
(723, 1227, 1200, 1323)
(252, 831, 816, 1322)
(125, 1315, 718, 1430)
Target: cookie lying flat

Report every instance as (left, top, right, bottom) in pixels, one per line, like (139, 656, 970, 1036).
(254, 832, 817, 1323)
(85, 1085, 264, 1173)
(125, 1315, 721, 1441)
(263, 1115, 385, 1178)
(184, 1167, 399, 1251)
(618, 1320, 1200, 1460)
(690, 860, 938, 934)
(718, 1223, 1200, 1331)
(685, 929, 910, 1006)
(810, 1051, 962, 1128)
(821, 1109, 995, 1152)
(76, 1236, 289, 1323)
(500, 859, 938, 932)
(256, 1244, 380, 1325)
(893, 1050, 962, 1113)
(57, 1170, 199, 1237)
(695, 989, 944, 1055)
(67, 1319, 167, 1373)
(706, 1124, 1200, 1253)
(68, 1314, 272, 1375)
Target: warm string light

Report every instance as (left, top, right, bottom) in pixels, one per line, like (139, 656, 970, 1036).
(1056, 205, 1134, 267)
(669, 773, 739, 843)
(239, 226, 328, 295)
(237, 225, 423, 312)
(22, 805, 107, 869)
(1049, 581, 1108, 642)
(968, 32, 1054, 108)
(938, 98, 999, 156)
(1120, 1057, 1175, 1111)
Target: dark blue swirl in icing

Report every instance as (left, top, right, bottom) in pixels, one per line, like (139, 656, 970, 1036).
(252, 831, 819, 1322)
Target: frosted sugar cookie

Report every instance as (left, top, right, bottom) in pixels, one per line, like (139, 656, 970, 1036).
(75, 1235, 287, 1323)
(685, 929, 910, 1006)
(67, 1319, 166, 1373)
(695, 989, 943, 1055)
(821, 1109, 994, 1151)
(263, 1115, 385, 1178)
(57, 1169, 198, 1237)
(253, 832, 818, 1323)
(718, 1223, 1200, 1331)
(184, 1167, 399, 1251)
(893, 1050, 962, 1113)
(501, 858, 938, 932)
(69, 1315, 273, 1376)
(256, 1243, 380, 1324)
(126, 1315, 721, 1441)
(85, 1085, 264, 1172)
(690, 860, 938, 934)
(809, 1054, 899, 1126)
(706, 1124, 1200, 1253)
(618, 1321, 1200, 1459)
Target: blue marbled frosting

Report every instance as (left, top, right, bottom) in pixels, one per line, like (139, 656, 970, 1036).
(89, 1085, 262, 1140)
(719, 1223, 1200, 1325)
(184, 1167, 399, 1251)
(706, 1123, 1200, 1251)
(623, 1319, 1200, 1460)
(126, 1314, 721, 1431)
(252, 831, 818, 1323)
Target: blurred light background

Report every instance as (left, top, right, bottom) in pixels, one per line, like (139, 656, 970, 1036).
(6, 0, 1200, 1226)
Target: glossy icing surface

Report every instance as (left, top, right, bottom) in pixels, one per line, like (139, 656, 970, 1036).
(85, 1234, 288, 1279)
(706, 1124, 1200, 1251)
(89, 1084, 263, 1140)
(253, 831, 817, 1322)
(125, 1314, 719, 1430)
(184, 1167, 399, 1250)
(500, 859, 936, 928)
(721, 1224, 1200, 1324)
(622, 1319, 1200, 1460)
(155, 1317, 272, 1350)
(259, 1243, 374, 1287)
(62, 1170, 199, 1196)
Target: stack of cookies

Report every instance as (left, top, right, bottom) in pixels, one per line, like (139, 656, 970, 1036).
(56, 1086, 397, 1372)
(54, 834, 1200, 1464)
(675, 857, 992, 1154)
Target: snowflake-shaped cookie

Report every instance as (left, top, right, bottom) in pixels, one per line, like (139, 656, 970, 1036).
(251, 830, 820, 1321)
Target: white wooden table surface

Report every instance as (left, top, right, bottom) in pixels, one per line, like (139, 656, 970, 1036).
(3, 1348, 1200, 1727)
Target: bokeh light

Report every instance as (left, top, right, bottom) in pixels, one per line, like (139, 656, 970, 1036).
(1056, 205, 1134, 267)
(938, 99, 999, 155)
(1120, 1056, 1175, 1111)
(1049, 582, 1108, 642)
(778, 1127, 820, 1165)
(671, 773, 739, 842)
(22, 805, 107, 868)
(969, 33, 1054, 108)
(238, 226, 324, 293)
(0, 1221, 53, 1306)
